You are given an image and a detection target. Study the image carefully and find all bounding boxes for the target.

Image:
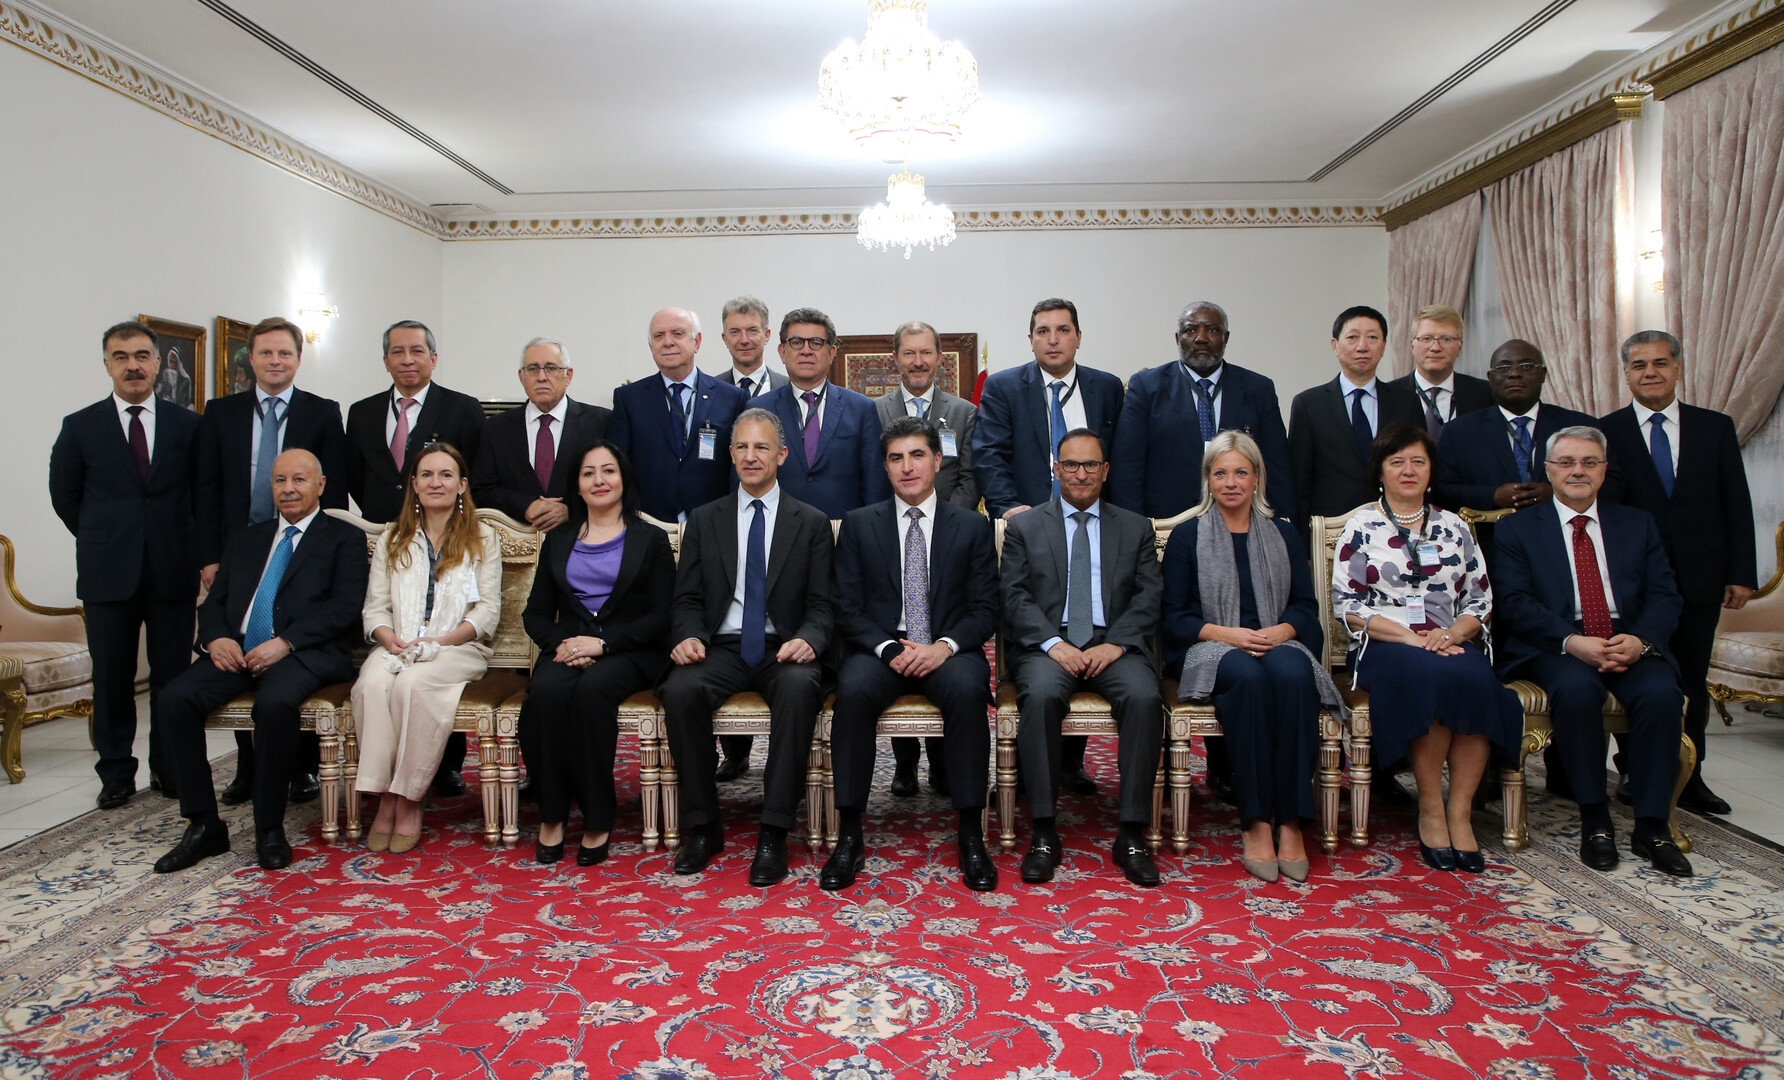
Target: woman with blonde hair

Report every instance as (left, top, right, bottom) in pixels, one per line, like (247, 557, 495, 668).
(354, 441, 501, 853)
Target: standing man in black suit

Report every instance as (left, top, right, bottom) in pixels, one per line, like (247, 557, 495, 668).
(195, 316, 347, 808)
(1288, 305, 1424, 539)
(821, 416, 1001, 893)
(760, 308, 890, 519)
(662, 409, 834, 885)
(345, 319, 486, 796)
(1601, 330, 1756, 816)
(1002, 429, 1164, 887)
(471, 337, 610, 531)
(1388, 304, 1494, 440)
(151, 449, 369, 873)
(50, 321, 202, 809)
(716, 296, 789, 403)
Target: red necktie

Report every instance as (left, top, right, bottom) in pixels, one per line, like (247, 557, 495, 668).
(126, 405, 150, 480)
(534, 414, 556, 494)
(1571, 515, 1615, 638)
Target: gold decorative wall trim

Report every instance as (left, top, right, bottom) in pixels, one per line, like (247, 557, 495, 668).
(1648, 2, 1784, 98)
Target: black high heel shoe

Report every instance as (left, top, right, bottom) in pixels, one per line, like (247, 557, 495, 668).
(1452, 848, 1485, 874)
(535, 833, 565, 864)
(576, 839, 610, 866)
(1419, 842, 1458, 872)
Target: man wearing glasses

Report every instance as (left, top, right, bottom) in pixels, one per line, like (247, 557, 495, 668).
(472, 337, 610, 531)
(716, 296, 788, 402)
(760, 308, 889, 519)
(1388, 304, 1494, 439)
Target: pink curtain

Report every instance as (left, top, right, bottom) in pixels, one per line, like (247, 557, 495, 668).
(1664, 43, 1784, 443)
(1485, 124, 1632, 416)
(1386, 192, 1480, 377)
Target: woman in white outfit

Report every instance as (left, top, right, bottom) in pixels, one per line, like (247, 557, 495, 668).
(354, 442, 501, 853)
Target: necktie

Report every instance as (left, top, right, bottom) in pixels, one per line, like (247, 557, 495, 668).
(1193, 378, 1217, 443)
(390, 397, 414, 469)
(1649, 413, 1674, 498)
(1570, 515, 1615, 638)
(243, 524, 299, 653)
(801, 390, 821, 463)
(668, 384, 688, 457)
(903, 507, 931, 645)
(740, 499, 768, 667)
(1066, 510, 1094, 648)
(1350, 387, 1373, 458)
(915, 396, 929, 420)
(534, 414, 556, 494)
(126, 405, 150, 481)
(250, 398, 281, 524)
(1511, 416, 1533, 482)
(739, 376, 754, 399)
(1049, 381, 1068, 499)
(1420, 387, 1444, 440)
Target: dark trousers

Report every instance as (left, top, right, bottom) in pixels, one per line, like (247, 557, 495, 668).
(662, 638, 823, 830)
(231, 730, 322, 777)
(898, 734, 1087, 774)
(1012, 646, 1160, 821)
(520, 652, 658, 832)
(1520, 651, 1682, 821)
(438, 732, 468, 778)
(1211, 647, 1319, 826)
(832, 649, 990, 812)
(1671, 600, 1722, 769)
(162, 653, 325, 832)
(85, 584, 193, 784)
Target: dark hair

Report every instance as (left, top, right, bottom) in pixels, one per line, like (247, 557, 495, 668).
(383, 319, 437, 355)
(102, 321, 157, 353)
(1331, 305, 1388, 341)
(1029, 298, 1080, 335)
(564, 439, 641, 522)
(1366, 422, 1439, 498)
(880, 415, 941, 457)
(250, 317, 305, 359)
(778, 307, 836, 344)
(1056, 426, 1107, 459)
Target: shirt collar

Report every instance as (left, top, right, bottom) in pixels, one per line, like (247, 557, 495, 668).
(1500, 402, 1540, 425)
(1061, 498, 1101, 522)
(1555, 497, 1600, 528)
(276, 505, 322, 536)
(395, 382, 431, 409)
(1343, 376, 1380, 398)
(741, 483, 780, 513)
(1632, 398, 1680, 428)
(525, 396, 570, 425)
(1414, 371, 1456, 395)
(732, 366, 768, 388)
(1042, 364, 1078, 392)
(661, 371, 698, 392)
(256, 385, 293, 409)
(114, 392, 155, 416)
(896, 489, 940, 520)
(1180, 360, 1224, 385)
(905, 384, 936, 407)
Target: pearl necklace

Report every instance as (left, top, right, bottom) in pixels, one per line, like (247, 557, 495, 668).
(1381, 501, 1425, 527)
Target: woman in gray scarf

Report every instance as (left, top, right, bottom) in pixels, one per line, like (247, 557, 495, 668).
(1162, 432, 1341, 882)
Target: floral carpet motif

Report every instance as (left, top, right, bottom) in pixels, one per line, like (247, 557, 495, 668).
(1, 744, 1781, 1079)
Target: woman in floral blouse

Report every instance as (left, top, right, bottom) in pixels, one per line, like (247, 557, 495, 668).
(1333, 424, 1522, 874)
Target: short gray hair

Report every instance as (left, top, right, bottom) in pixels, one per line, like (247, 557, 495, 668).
(722, 296, 770, 328)
(519, 337, 569, 368)
(1620, 329, 1682, 366)
(1187, 429, 1273, 519)
(648, 307, 702, 342)
(893, 320, 939, 354)
(1177, 300, 1229, 331)
(1545, 425, 1608, 458)
(383, 319, 436, 355)
(733, 407, 786, 450)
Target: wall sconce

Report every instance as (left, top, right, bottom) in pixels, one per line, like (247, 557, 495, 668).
(296, 292, 340, 343)
(1636, 229, 1664, 294)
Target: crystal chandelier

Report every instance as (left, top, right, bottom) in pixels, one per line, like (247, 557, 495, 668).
(857, 169, 956, 259)
(819, 0, 980, 145)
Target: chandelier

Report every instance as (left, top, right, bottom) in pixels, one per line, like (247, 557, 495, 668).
(857, 169, 956, 259)
(818, 0, 980, 145)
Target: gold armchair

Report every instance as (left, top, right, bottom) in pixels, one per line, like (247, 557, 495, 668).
(1708, 522, 1784, 724)
(0, 535, 96, 783)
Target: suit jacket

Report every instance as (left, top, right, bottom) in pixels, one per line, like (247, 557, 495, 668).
(719, 366, 789, 400)
(973, 361, 1124, 518)
(49, 397, 201, 604)
(470, 398, 611, 522)
(1159, 515, 1322, 674)
(1600, 402, 1757, 605)
(1287, 375, 1425, 532)
(195, 511, 369, 684)
(345, 383, 487, 524)
(833, 497, 999, 658)
(1388, 371, 1494, 422)
(1491, 499, 1683, 678)
(195, 387, 348, 565)
(1000, 498, 1161, 662)
(1108, 360, 1292, 521)
(875, 387, 980, 509)
(607, 371, 746, 522)
(522, 519, 676, 657)
(763, 383, 890, 519)
(670, 490, 834, 655)
(1433, 400, 1599, 512)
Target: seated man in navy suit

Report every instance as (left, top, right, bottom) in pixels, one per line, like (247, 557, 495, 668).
(761, 307, 889, 519)
(1493, 427, 1690, 877)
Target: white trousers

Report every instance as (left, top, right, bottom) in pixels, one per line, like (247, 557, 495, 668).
(351, 644, 488, 802)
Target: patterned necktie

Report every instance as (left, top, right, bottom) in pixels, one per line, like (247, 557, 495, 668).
(741, 498, 768, 667)
(243, 524, 299, 652)
(915, 396, 929, 420)
(801, 390, 821, 463)
(1049, 381, 1068, 500)
(390, 397, 414, 469)
(1648, 413, 1674, 498)
(126, 405, 150, 481)
(1570, 516, 1615, 638)
(1066, 510, 1094, 648)
(1511, 416, 1533, 482)
(250, 397, 281, 523)
(903, 507, 931, 645)
(1421, 387, 1444, 440)
(1193, 378, 1217, 443)
(739, 376, 754, 399)
(534, 414, 556, 494)
(668, 384, 688, 457)
(1350, 387, 1373, 457)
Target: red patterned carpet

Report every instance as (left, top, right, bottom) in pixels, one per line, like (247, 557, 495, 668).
(1, 744, 1781, 1079)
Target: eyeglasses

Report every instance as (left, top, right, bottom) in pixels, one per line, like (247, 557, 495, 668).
(782, 336, 834, 351)
(1489, 362, 1545, 375)
(1546, 457, 1606, 470)
(1413, 335, 1461, 347)
(520, 364, 569, 377)
(1057, 460, 1105, 473)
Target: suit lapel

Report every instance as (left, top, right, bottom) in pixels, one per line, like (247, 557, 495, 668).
(774, 392, 809, 471)
(595, 523, 648, 620)
(1023, 364, 1051, 462)
(717, 493, 742, 592)
(1035, 501, 1069, 610)
(273, 513, 325, 589)
(764, 498, 798, 594)
(409, 386, 449, 455)
(1097, 504, 1121, 614)
(1527, 503, 1573, 612)
(927, 503, 954, 606)
(227, 395, 255, 495)
(876, 501, 903, 598)
(1079, 373, 1103, 430)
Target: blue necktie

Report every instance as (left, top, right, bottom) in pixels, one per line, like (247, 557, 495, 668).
(1193, 377, 1217, 442)
(739, 376, 754, 399)
(740, 499, 767, 667)
(1511, 416, 1533, 482)
(1049, 381, 1068, 500)
(243, 525, 299, 653)
(668, 383, 688, 457)
(249, 397, 281, 524)
(915, 396, 928, 420)
(1649, 413, 1674, 497)
(1350, 387, 1373, 458)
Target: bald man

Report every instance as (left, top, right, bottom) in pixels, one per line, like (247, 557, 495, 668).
(153, 449, 370, 873)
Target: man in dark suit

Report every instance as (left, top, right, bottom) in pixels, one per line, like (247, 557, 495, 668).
(195, 316, 347, 808)
(608, 306, 748, 523)
(1493, 427, 1691, 877)
(1601, 330, 1756, 816)
(1288, 305, 1424, 539)
(1109, 300, 1293, 521)
(345, 319, 486, 796)
(761, 307, 889, 519)
(1388, 304, 1494, 439)
(151, 449, 369, 873)
(821, 416, 1001, 892)
(50, 321, 202, 809)
(1002, 428, 1164, 887)
(471, 337, 610, 530)
(716, 296, 789, 403)
(662, 408, 834, 885)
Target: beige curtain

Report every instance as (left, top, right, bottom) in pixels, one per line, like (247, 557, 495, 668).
(1664, 43, 1784, 443)
(1386, 191, 1480, 377)
(1485, 124, 1632, 416)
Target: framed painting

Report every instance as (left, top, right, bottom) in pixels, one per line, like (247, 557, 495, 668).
(215, 317, 257, 402)
(830, 332, 979, 400)
(137, 315, 206, 412)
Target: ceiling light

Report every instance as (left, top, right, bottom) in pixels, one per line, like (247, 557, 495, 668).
(819, 0, 980, 147)
(857, 169, 955, 259)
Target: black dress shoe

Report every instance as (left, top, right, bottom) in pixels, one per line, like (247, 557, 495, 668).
(889, 766, 918, 797)
(820, 833, 866, 891)
(1419, 842, 1458, 872)
(958, 833, 998, 892)
(1111, 839, 1161, 887)
(96, 779, 135, 811)
(153, 821, 229, 873)
(1632, 834, 1694, 877)
(672, 827, 723, 875)
(715, 755, 749, 783)
(432, 770, 467, 798)
(148, 770, 178, 799)
(256, 828, 293, 871)
(1579, 830, 1619, 871)
(1679, 778, 1732, 816)
(1453, 848, 1486, 874)
(748, 831, 789, 887)
(219, 770, 254, 806)
(576, 839, 611, 867)
(288, 772, 320, 804)
(1061, 767, 1099, 797)
(535, 838, 565, 864)
(1020, 836, 1062, 883)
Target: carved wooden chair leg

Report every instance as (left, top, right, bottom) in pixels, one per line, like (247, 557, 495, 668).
(996, 726, 1019, 852)
(1499, 767, 1527, 852)
(1347, 715, 1373, 849)
(1670, 732, 1697, 853)
(1318, 710, 1343, 854)
(1169, 733, 1193, 854)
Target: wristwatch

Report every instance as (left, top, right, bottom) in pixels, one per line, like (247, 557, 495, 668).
(1638, 637, 1660, 658)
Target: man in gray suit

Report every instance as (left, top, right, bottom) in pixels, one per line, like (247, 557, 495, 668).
(874, 320, 979, 510)
(717, 296, 789, 403)
(1000, 428, 1164, 887)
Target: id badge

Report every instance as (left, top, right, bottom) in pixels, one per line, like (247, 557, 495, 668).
(1406, 594, 1427, 627)
(1416, 541, 1441, 574)
(697, 425, 717, 461)
(939, 429, 959, 458)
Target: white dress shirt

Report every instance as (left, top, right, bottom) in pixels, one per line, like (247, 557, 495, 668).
(1500, 402, 1541, 457)
(720, 484, 780, 637)
(1178, 361, 1225, 429)
(1554, 498, 1622, 627)
(732, 366, 779, 399)
(250, 386, 293, 474)
(793, 381, 831, 431)
(384, 382, 432, 444)
(1413, 372, 1458, 422)
(1043, 365, 1088, 462)
(881, 491, 958, 655)
(902, 385, 937, 419)
(112, 392, 156, 449)
(1342, 376, 1381, 435)
(524, 397, 569, 468)
(240, 505, 321, 635)
(1631, 398, 1681, 477)
(1041, 498, 1107, 653)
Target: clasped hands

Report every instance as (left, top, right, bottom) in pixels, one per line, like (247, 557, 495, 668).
(1200, 623, 1295, 659)
(1565, 632, 1645, 673)
(1046, 640, 1126, 677)
(208, 636, 289, 676)
(555, 635, 606, 669)
(670, 637, 817, 666)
